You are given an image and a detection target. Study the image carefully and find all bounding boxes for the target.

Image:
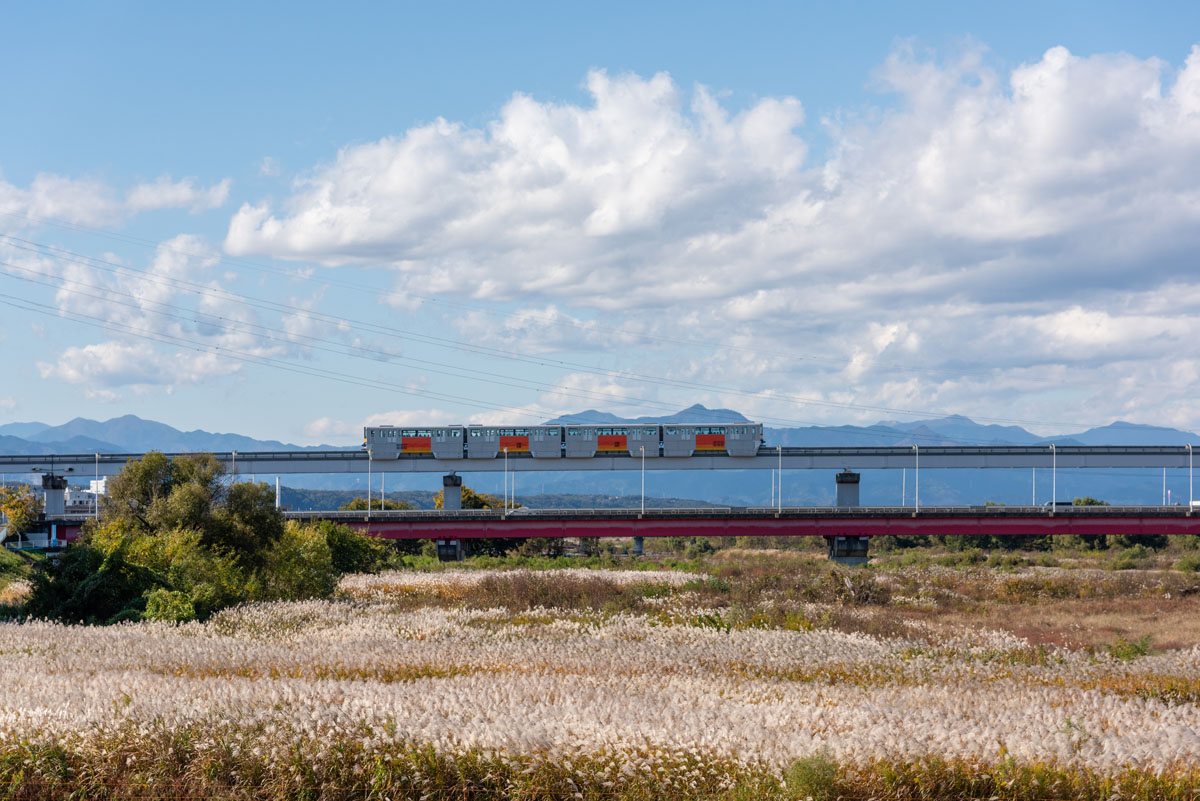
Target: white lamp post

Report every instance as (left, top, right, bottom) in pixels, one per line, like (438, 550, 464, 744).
(912, 444, 919, 513)
(777, 445, 782, 513)
(1050, 443, 1056, 509)
(640, 445, 645, 515)
(1188, 443, 1193, 509)
(367, 452, 372, 520)
(503, 447, 508, 517)
(94, 453, 99, 519)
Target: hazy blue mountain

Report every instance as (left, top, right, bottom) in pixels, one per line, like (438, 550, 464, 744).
(1064, 421, 1197, 446)
(24, 415, 329, 453)
(875, 415, 1047, 445)
(0, 435, 54, 455)
(0, 422, 49, 439)
(544, 404, 750, 425)
(3, 408, 1198, 507)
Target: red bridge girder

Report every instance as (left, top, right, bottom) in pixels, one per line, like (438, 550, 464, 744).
(342, 514, 1200, 540)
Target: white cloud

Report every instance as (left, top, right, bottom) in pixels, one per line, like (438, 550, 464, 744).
(126, 176, 231, 214)
(0, 397, 15, 411)
(36, 341, 232, 388)
(304, 409, 463, 444)
(0, 172, 231, 230)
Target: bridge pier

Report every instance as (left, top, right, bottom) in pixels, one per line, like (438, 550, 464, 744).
(825, 536, 870, 565)
(830, 470, 868, 564)
(435, 539, 465, 561)
(41, 474, 68, 516)
(442, 473, 462, 510)
(632, 536, 644, 556)
(835, 469, 860, 507)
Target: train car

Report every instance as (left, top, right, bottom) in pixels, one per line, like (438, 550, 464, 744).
(364, 421, 764, 460)
(529, 426, 562, 458)
(662, 423, 763, 457)
(564, 425, 598, 458)
(626, 425, 661, 457)
(364, 426, 466, 459)
(465, 427, 560, 459)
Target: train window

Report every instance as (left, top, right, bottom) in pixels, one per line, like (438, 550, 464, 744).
(665, 427, 676, 435)
(470, 429, 479, 437)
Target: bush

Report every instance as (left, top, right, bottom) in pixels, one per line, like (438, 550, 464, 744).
(143, 588, 195, 622)
(1109, 545, 1150, 571)
(784, 749, 839, 800)
(260, 523, 338, 601)
(1174, 553, 1200, 572)
(321, 521, 389, 574)
(1107, 533, 1169, 550)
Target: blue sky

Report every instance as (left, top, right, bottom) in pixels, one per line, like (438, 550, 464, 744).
(4, 1, 1200, 444)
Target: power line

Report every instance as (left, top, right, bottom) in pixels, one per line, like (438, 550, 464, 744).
(0, 234, 1122, 431)
(0, 209, 1005, 379)
(1, 262, 1105, 445)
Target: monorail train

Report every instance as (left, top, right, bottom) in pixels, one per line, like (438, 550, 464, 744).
(363, 422, 764, 460)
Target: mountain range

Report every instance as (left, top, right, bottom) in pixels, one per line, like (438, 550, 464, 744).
(2, 407, 1197, 506)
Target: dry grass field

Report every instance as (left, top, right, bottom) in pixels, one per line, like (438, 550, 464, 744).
(2, 548, 1200, 799)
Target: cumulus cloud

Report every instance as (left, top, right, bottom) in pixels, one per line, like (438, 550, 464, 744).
(220, 45, 1200, 430)
(126, 176, 231, 214)
(37, 341, 230, 388)
(0, 173, 231, 229)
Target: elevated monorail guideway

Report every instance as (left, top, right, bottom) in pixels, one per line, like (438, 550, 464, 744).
(0, 444, 1195, 477)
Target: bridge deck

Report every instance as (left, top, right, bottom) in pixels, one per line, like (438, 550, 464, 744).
(41, 505, 1200, 541)
(1, 444, 1197, 476)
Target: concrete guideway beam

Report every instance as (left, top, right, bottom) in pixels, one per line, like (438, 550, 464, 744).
(0, 444, 1196, 476)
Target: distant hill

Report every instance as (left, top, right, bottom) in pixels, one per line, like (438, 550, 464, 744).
(0, 422, 50, 439)
(1, 407, 1197, 506)
(0, 414, 344, 457)
(545, 404, 750, 425)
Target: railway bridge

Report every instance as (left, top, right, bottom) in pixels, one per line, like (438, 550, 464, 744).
(33, 505, 1200, 564)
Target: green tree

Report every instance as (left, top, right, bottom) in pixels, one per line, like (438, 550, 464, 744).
(0, 485, 41, 542)
(339, 497, 413, 511)
(433, 485, 510, 510)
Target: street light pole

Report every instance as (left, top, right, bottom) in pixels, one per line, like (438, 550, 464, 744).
(640, 445, 646, 514)
(367, 452, 372, 520)
(777, 445, 782, 513)
(1050, 443, 1056, 507)
(912, 444, 919, 513)
(1188, 444, 1193, 508)
(503, 448, 509, 517)
(94, 453, 99, 519)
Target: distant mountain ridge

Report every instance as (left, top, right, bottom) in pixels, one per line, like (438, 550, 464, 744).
(0, 415, 333, 455)
(544, 404, 751, 425)
(2, 406, 1197, 505)
(0, 407, 1195, 456)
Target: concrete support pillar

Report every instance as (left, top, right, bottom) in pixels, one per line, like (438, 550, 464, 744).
(442, 473, 463, 511)
(436, 539, 465, 561)
(41, 474, 67, 516)
(632, 536, 644, 556)
(835, 470, 860, 507)
(825, 535, 870, 566)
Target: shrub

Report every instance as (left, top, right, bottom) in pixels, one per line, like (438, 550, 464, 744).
(1106, 634, 1151, 660)
(1109, 545, 1149, 570)
(260, 523, 337, 601)
(143, 588, 195, 622)
(321, 521, 389, 574)
(1174, 553, 1200, 572)
(784, 749, 839, 800)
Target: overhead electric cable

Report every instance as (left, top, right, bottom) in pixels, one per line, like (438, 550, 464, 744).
(0, 234, 1120, 431)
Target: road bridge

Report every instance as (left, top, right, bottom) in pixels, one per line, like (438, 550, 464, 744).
(0, 444, 1196, 477)
(39, 505, 1200, 563)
